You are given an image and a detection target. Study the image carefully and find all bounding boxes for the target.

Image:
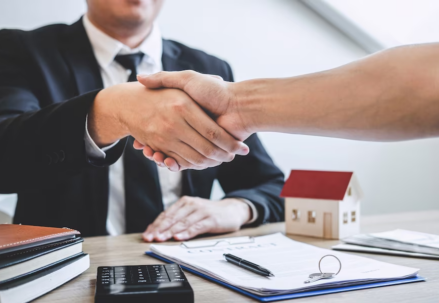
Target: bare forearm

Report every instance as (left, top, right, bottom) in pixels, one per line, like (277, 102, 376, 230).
(233, 44, 439, 141)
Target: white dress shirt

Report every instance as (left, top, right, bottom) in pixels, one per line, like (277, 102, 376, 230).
(82, 15, 256, 236)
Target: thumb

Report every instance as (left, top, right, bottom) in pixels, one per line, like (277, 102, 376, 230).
(137, 70, 199, 89)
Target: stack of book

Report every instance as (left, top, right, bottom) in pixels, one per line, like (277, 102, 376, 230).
(0, 224, 89, 303)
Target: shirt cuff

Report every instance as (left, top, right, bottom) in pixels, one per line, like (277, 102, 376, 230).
(84, 115, 120, 159)
(234, 198, 258, 224)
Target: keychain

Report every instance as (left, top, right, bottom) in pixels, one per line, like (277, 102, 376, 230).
(304, 255, 342, 284)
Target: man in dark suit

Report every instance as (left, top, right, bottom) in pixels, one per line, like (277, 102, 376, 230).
(0, 0, 284, 241)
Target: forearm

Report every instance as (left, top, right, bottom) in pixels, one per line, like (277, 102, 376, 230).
(0, 91, 100, 192)
(233, 44, 439, 141)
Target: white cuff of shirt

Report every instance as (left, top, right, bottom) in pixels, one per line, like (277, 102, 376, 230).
(234, 198, 258, 224)
(84, 115, 120, 159)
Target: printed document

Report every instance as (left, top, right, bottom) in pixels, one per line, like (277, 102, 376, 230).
(370, 229, 439, 248)
(150, 233, 419, 296)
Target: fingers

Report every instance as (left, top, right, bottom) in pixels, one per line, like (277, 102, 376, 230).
(174, 218, 215, 241)
(142, 211, 167, 242)
(152, 152, 166, 168)
(137, 71, 199, 90)
(165, 210, 207, 237)
(163, 157, 179, 172)
(133, 139, 144, 150)
(142, 146, 154, 160)
(168, 144, 221, 170)
(185, 106, 249, 157)
(143, 197, 197, 241)
(149, 149, 180, 172)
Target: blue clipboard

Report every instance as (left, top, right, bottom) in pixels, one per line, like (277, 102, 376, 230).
(146, 251, 425, 301)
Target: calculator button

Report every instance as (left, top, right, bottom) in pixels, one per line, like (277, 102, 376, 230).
(169, 274, 183, 279)
(152, 278, 170, 283)
(148, 269, 166, 274)
(114, 274, 127, 278)
(101, 275, 112, 279)
(114, 267, 128, 273)
(166, 264, 179, 269)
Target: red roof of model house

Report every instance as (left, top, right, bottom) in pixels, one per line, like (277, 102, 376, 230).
(281, 170, 354, 200)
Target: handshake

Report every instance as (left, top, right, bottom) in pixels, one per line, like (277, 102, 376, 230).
(88, 71, 254, 171)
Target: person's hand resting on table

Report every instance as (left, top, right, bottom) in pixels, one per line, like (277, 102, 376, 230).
(142, 196, 252, 242)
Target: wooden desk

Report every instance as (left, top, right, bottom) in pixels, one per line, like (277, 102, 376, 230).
(36, 210, 439, 302)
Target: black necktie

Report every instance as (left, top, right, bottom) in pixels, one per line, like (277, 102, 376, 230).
(114, 53, 164, 233)
(114, 52, 145, 82)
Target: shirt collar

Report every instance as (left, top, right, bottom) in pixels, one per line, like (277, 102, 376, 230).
(82, 14, 163, 69)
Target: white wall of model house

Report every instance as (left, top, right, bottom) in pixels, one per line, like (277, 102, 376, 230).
(285, 179, 361, 239)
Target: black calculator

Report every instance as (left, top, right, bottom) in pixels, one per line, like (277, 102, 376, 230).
(95, 264, 194, 303)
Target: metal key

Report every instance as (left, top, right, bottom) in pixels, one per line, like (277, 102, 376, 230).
(304, 272, 335, 284)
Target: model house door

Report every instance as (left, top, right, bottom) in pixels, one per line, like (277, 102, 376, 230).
(323, 212, 332, 239)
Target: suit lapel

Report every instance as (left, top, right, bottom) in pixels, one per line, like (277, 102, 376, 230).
(61, 18, 104, 95)
(162, 40, 196, 197)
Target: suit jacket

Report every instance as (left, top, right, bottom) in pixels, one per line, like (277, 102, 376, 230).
(0, 18, 285, 236)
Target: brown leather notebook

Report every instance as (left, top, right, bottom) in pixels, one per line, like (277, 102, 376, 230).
(0, 225, 80, 255)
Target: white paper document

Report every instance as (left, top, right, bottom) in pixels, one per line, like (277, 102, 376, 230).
(370, 229, 439, 249)
(150, 233, 419, 296)
(332, 243, 439, 259)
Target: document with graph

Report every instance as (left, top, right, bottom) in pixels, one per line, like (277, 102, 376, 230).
(149, 233, 420, 296)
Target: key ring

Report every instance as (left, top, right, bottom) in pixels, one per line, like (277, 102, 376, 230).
(318, 254, 342, 275)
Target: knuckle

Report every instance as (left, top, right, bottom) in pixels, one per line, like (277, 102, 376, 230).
(170, 99, 189, 113)
(186, 199, 196, 207)
(162, 121, 176, 135)
(203, 146, 218, 159)
(225, 152, 235, 162)
(194, 155, 208, 166)
(180, 219, 190, 228)
(230, 142, 242, 154)
(183, 70, 197, 78)
(193, 221, 204, 231)
(205, 128, 221, 141)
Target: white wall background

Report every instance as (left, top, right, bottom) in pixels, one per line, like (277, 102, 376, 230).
(0, 0, 438, 222)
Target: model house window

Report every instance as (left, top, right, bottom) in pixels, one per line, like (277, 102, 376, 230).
(292, 209, 300, 221)
(343, 212, 348, 224)
(351, 211, 356, 222)
(348, 187, 352, 196)
(308, 211, 316, 223)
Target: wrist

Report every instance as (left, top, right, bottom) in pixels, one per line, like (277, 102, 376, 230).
(88, 86, 130, 147)
(225, 198, 252, 225)
(229, 80, 263, 135)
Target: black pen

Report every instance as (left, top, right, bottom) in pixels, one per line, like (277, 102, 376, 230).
(223, 253, 275, 277)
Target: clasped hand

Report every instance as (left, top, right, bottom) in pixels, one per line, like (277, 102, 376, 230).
(88, 81, 249, 170)
(134, 71, 253, 171)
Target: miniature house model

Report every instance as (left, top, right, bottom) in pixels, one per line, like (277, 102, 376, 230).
(281, 170, 363, 240)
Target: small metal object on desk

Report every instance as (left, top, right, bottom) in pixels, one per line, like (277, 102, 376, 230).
(304, 254, 342, 284)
